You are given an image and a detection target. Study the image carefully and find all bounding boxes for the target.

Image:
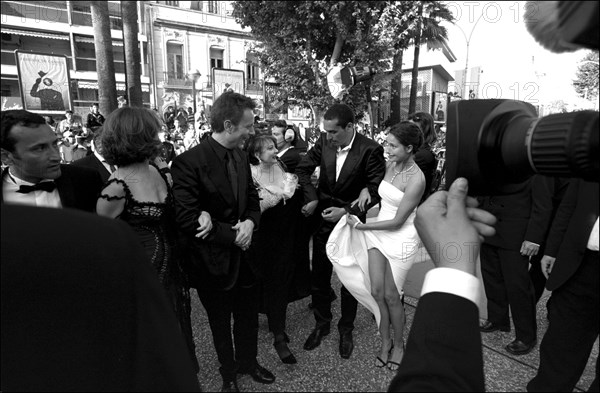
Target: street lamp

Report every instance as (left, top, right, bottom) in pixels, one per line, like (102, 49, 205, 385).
(452, 12, 485, 98)
(187, 69, 202, 114)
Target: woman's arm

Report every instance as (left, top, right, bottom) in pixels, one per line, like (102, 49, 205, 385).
(96, 180, 126, 219)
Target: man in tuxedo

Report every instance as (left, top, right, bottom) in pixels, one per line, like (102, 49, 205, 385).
(1, 204, 201, 392)
(272, 120, 302, 173)
(1, 110, 102, 212)
(171, 91, 274, 392)
(478, 177, 547, 355)
(296, 103, 386, 359)
(72, 128, 114, 184)
(527, 179, 599, 392)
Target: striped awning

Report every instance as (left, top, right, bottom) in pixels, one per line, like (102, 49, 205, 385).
(1, 27, 69, 41)
(74, 36, 124, 47)
(78, 81, 150, 93)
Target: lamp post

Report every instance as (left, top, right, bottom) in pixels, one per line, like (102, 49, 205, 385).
(187, 69, 202, 114)
(453, 12, 484, 98)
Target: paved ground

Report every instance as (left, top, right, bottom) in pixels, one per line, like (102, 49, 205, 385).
(189, 254, 598, 392)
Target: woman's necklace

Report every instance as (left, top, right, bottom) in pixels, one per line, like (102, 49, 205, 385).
(390, 162, 415, 183)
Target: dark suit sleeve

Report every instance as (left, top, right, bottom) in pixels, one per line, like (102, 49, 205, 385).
(544, 179, 580, 257)
(240, 153, 261, 228)
(296, 135, 323, 204)
(388, 292, 485, 392)
(524, 175, 556, 245)
(362, 143, 386, 207)
(171, 153, 237, 246)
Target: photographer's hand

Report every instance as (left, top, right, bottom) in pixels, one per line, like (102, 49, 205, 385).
(415, 178, 497, 275)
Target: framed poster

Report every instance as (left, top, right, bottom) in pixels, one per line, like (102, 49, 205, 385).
(15, 50, 72, 114)
(212, 68, 245, 102)
(431, 91, 449, 123)
(263, 82, 288, 121)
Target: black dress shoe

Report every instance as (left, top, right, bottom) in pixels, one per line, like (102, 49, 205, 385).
(239, 363, 275, 384)
(303, 327, 330, 350)
(339, 331, 354, 359)
(274, 334, 297, 364)
(479, 320, 511, 333)
(505, 339, 537, 355)
(221, 379, 239, 392)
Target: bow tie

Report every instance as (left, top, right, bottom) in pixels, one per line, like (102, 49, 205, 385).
(16, 181, 57, 194)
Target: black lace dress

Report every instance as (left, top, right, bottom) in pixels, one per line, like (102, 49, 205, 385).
(98, 171, 198, 371)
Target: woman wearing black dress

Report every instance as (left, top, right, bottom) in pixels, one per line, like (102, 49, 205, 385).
(408, 112, 438, 203)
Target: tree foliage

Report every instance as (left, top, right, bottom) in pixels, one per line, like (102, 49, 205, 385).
(573, 50, 599, 102)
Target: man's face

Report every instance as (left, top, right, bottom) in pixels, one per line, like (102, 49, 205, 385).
(91, 105, 98, 114)
(323, 118, 353, 148)
(65, 112, 72, 121)
(230, 108, 255, 146)
(2, 124, 61, 183)
(174, 119, 180, 129)
(271, 126, 286, 149)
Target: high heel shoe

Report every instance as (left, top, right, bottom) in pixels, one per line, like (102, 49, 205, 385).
(274, 335, 297, 364)
(375, 340, 393, 368)
(387, 342, 405, 371)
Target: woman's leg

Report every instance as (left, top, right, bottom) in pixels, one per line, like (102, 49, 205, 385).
(384, 260, 406, 370)
(368, 248, 392, 365)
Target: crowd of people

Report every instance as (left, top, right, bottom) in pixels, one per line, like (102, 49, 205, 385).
(0, 91, 597, 392)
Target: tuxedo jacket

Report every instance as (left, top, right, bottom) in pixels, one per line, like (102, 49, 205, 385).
(1, 205, 200, 392)
(280, 147, 302, 174)
(72, 154, 111, 184)
(171, 137, 261, 291)
(478, 176, 550, 250)
(388, 292, 485, 392)
(296, 132, 386, 220)
(1, 165, 103, 213)
(544, 179, 599, 291)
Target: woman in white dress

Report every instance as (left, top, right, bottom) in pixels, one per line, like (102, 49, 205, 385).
(334, 121, 425, 371)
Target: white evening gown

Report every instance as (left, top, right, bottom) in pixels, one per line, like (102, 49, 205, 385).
(326, 180, 420, 328)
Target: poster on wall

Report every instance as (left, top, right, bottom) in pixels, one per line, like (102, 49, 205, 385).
(15, 50, 72, 114)
(431, 91, 449, 123)
(263, 82, 288, 121)
(212, 68, 245, 102)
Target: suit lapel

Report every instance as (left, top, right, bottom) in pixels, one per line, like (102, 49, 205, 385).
(55, 165, 75, 208)
(204, 143, 237, 208)
(233, 149, 246, 213)
(324, 144, 337, 189)
(335, 143, 360, 191)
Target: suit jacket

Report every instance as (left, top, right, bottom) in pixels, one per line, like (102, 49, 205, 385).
(388, 292, 485, 392)
(1, 165, 103, 213)
(72, 154, 111, 184)
(1, 205, 200, 392)
(171, 137, 261, 290)
(280, 147, 302, 174)
(544, 179, 599, 291)
(478, 176, 549, 250)
(296, 132, 386, 221)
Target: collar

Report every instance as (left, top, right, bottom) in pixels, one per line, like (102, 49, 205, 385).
(338, 131, 356, 153)
(277, 146, 292, 157)
(207, 134, 230, 160)
(6, 169, 54, 186)
(94, 150, 106, 163)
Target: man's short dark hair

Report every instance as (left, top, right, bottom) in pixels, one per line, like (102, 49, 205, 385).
(324, 104, 355, 128)
(1, 110, 46, 152)
(65, 110, 74, 115)
(91, 103, 99, 107)
(273, 119, 287, 129)
(210, 91, 256, 133)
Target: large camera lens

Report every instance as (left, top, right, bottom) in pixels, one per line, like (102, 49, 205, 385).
(446, 99, 599, 195)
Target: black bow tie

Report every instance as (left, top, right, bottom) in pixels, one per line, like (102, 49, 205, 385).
(17, 181, 57, 194)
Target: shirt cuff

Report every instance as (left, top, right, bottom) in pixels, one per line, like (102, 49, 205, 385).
(421, 267, 480, 305)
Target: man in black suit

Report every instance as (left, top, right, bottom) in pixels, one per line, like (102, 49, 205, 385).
(527, 179, 599, 392)
(1, 204, 201, 392)
(296, 103, 386, 359)
(1, 110, 102, 212)
(478, 177, 547, 355)
(389, 177, 496, 392)
(171, 92, 274, 392)
(72, 128, 114, 184)
(272, 120, 302, 173)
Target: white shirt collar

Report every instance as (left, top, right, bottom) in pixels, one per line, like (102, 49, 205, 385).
(338, 130, 356, 153)
(277, 146, 292, 157)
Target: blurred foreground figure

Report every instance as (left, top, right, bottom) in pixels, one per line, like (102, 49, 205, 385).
(0, 205, 201, 392)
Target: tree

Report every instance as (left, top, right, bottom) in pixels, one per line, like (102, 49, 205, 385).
(573, 50, 599, 102)
(232, 1, 394, 128)
(122, 1, 143, 107)
(91, 2, 117, 116)
(408, 1, 453, 114)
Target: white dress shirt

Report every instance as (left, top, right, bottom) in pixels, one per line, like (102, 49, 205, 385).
(587, 217, 599, 251)
(94, 150, 115, 174)
(277, 146, 292, 158)
(421, 267, 481, 305)
(336, 131, 356, 181)
(2, 170, 62, 208)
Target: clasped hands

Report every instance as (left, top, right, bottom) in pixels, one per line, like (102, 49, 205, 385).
(195, 212, 253, 251)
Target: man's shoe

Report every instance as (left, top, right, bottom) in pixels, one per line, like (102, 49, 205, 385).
(221, 379, 239, 392)
(339, 331, 354, 359)
(303, 327, 330, 350)
(479, 320, 511, 333)
(505, 339, 537, 355)
(239, 363, 275, 384)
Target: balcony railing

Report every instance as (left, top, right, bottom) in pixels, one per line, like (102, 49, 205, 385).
(76, 57, 125, 74)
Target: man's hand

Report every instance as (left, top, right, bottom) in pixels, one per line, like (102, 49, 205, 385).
(541, 255, 556, 279)
(233, 220, 254, 251)
(520, 241, 540, 257)
(415, 178, 497, 275)
(195, 211, 213, 239)
(321, 207, 346, 223)
(302, 200, 318, 217)
(351, 187, 371, 212)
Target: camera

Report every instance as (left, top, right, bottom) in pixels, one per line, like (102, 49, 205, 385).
(445, 1, 599, 195)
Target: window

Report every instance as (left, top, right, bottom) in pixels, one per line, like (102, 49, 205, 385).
(191, 1, 202, 11)
(167, 42, 184, 80)
(165, 1, 180, 6)
(207, 1, 218, 14)
(246, 52, 259, 86)
(210, 47, 223, 70)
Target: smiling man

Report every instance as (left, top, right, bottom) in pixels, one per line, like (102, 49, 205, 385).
(1, 110, 102, 212)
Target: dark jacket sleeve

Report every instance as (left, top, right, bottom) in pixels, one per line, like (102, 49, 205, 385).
(544, 179, 580, 257)
(240, 152, 261, 229)
(388, 292, 485, 392)
(296, 136, 323, 205)
(524, 175, 556, 245)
